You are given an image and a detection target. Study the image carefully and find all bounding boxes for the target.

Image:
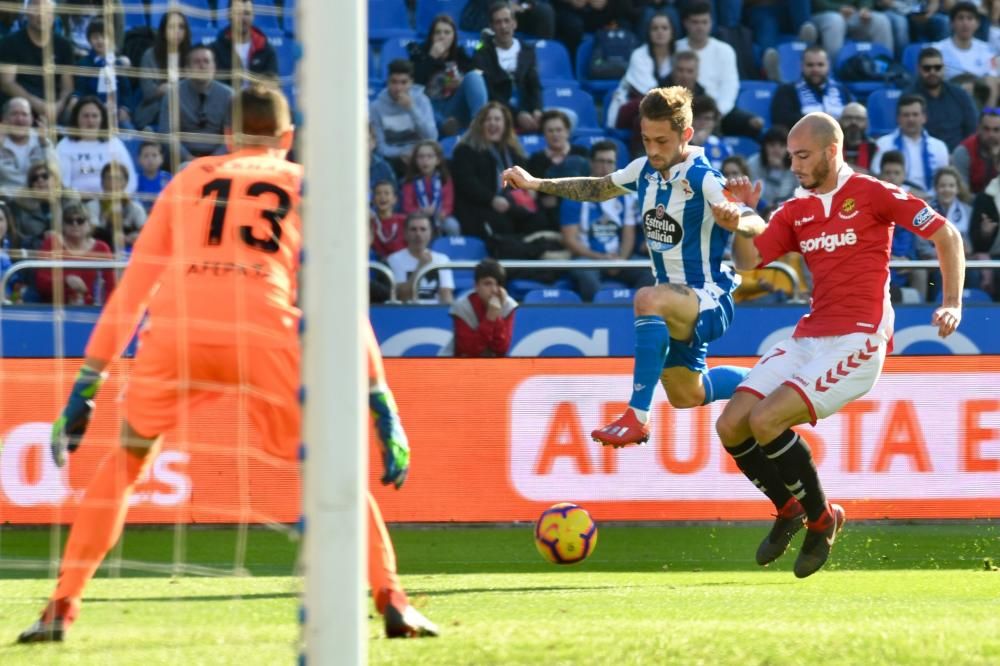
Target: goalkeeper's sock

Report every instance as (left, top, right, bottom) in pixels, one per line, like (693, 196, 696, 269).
(724, 437, 794, 510)
(628, 316, 670, 423)
(367, 491, 407, 615)
(52, 447, 153, 604)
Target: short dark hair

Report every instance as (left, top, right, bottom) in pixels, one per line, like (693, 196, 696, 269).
(691, 94, 719, 118)
(474, 258, 506, 286)
(589, 140, 618, 159)
(139, 141, 163, 155)
(101, 160, 129, 181)
(949, 1, 980, 22)
(673, 51, 698, 65)
(880, 149, 905, 168)
(897, 94, 926, 113)
(86, 19, 105, 40)
(186, 43, 214, 65)
(761, 125, 788, 146)
(387, 58, 414, 78)
(682, 0, 712, 20)
(405, 211, 433, 230)
(802, 44, 827, 61)
(540, 108, 572, 132)
(236, 84, 292, 137)
(722, 155, 750, 177)
(488, 1, 513, 21)
(373, 179, 396, 193)
(917, 46, 943, 62)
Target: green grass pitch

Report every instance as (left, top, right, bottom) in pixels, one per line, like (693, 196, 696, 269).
(0, 523, 998, 665)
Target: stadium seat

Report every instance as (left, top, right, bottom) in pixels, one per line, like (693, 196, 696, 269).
(439, 134, 460, 158)
(835, 41, 894, 97)
(369, 0, 414, 42)
(593, 288, 634, 303)
(415, 0, 469, 35)
(722, 135, 760, 158)
(273, 38, 301, 79)
(379, 35, 418, 79)
(735, 81, 777, 130)
(902, 42, 927, 75)
(574, 35, 619, 96)
(866, 87, 901, 137)
(431, 235, 485, 292)
(457, 31, 482, 55)
(534, 39, 576, 86)
(519, 133, 544, 153)
(522, 288, 583, 304)
(543, 86, 600, 129)
(508, 277, 573, 299)
(963, 288, 993, 303)
(188, 17, 219, 45)
(776, 41, 806, 83)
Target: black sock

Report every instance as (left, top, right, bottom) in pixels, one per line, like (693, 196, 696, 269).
(725, 437, 793, 510)
(760, 430, 827, 521)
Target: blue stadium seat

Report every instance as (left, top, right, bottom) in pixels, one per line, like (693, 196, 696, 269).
(776, 41, 806, 83)
(369, 0, 414, 42)
(533, 39, 576, 86)
(519, 133, 544, 153)
(431, 235, 485, 292)
(379, 35, 418, 79)
(522, 288, 583, 304)
(543, 85, 599, 129)
(735, 81, 777, 130)
(368, 79, 383, 102)
(273, 37, 301, 79)
(439, 134, 460, 158)
(415, 0, 469, 35)
(593, 287, 634, 303)
(901, 42, 927, 75)
(508, 277, 573, 299)
(574, 35, 619, 96)
(457, 31, 482, 55)
(189, 18, 219, 45)
(722, 135, 760, 158)
(571, 134, 631, 169)
(963, 288, 993, 303)
(835, 41, 894, 96)
(866, 87, 901, 137)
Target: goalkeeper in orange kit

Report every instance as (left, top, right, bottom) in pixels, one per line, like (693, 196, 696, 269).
(18, 84, 437, 643)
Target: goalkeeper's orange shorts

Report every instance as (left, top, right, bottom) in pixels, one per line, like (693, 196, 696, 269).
(123, 328, 300, 461)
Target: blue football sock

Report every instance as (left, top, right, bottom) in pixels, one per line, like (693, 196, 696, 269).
(702, 365, 750, 405)
(628, 316, 670, 416)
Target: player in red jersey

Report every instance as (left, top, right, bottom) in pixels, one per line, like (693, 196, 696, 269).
(17, 86, 436, 642)
(710, 112, 965, 578)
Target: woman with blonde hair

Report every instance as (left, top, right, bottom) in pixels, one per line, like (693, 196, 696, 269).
(35, 202, 116, 306)
(452, 102, 546, 239)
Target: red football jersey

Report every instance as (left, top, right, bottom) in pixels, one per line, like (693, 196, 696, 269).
(755, 167, 946, 339)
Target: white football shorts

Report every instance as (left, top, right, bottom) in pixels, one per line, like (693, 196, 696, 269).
(736, 332, 888, 424)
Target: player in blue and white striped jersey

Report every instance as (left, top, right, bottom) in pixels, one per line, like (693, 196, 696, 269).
(503, 86, 753, 448)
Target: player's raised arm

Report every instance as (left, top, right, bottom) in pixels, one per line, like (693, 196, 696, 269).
(927, 220, 965, 338)
(502, 165, 628, 202)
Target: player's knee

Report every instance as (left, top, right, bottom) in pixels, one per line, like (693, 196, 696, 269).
(716, 410, 749, 447)
(747, 406, 782, 445)
(633, 286, 662, 316)
(663, 382, 703, 410)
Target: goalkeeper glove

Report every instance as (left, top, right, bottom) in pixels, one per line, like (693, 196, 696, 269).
(369, 388, 410, 489)
(51, 365, 105, 468)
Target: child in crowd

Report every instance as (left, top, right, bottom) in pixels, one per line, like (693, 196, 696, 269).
(401, 140, 460, 237)
(371, 180, 407, 260)
(135, 142, 172, 211)
(85, 161, 147, 253)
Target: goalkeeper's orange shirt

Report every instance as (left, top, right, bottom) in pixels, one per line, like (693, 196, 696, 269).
(87, 148, 303, 361)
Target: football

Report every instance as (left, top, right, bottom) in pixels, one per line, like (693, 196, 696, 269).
(533, 502, 598, 565)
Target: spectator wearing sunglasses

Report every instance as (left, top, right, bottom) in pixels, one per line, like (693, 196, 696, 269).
(933, 2, 999, 105)
(905, 46, 978, 151)
(952, 106, 1000, 194)
(10, 160, 80, 249)
(35, 202, 116, 305)
(157, 44, 233, 163)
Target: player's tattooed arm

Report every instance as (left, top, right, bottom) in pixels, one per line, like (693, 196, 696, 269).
(536, 175, 627, 202)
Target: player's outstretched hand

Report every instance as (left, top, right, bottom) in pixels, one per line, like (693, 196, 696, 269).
(370, 389, 411, 489)
(502, 165, 539, 191)
(51, 366, 105, 467)
(710, 201, 743, 232)
(725, 176, 763, 209)
(931, 305, 961, 338)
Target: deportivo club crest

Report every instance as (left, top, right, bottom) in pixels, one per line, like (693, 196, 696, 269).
(643, 204, 683, 248)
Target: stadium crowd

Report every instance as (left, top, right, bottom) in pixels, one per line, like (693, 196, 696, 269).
(1, 0, 998, 310)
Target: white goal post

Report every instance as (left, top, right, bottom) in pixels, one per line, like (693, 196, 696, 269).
(300, 0, 368, 663)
